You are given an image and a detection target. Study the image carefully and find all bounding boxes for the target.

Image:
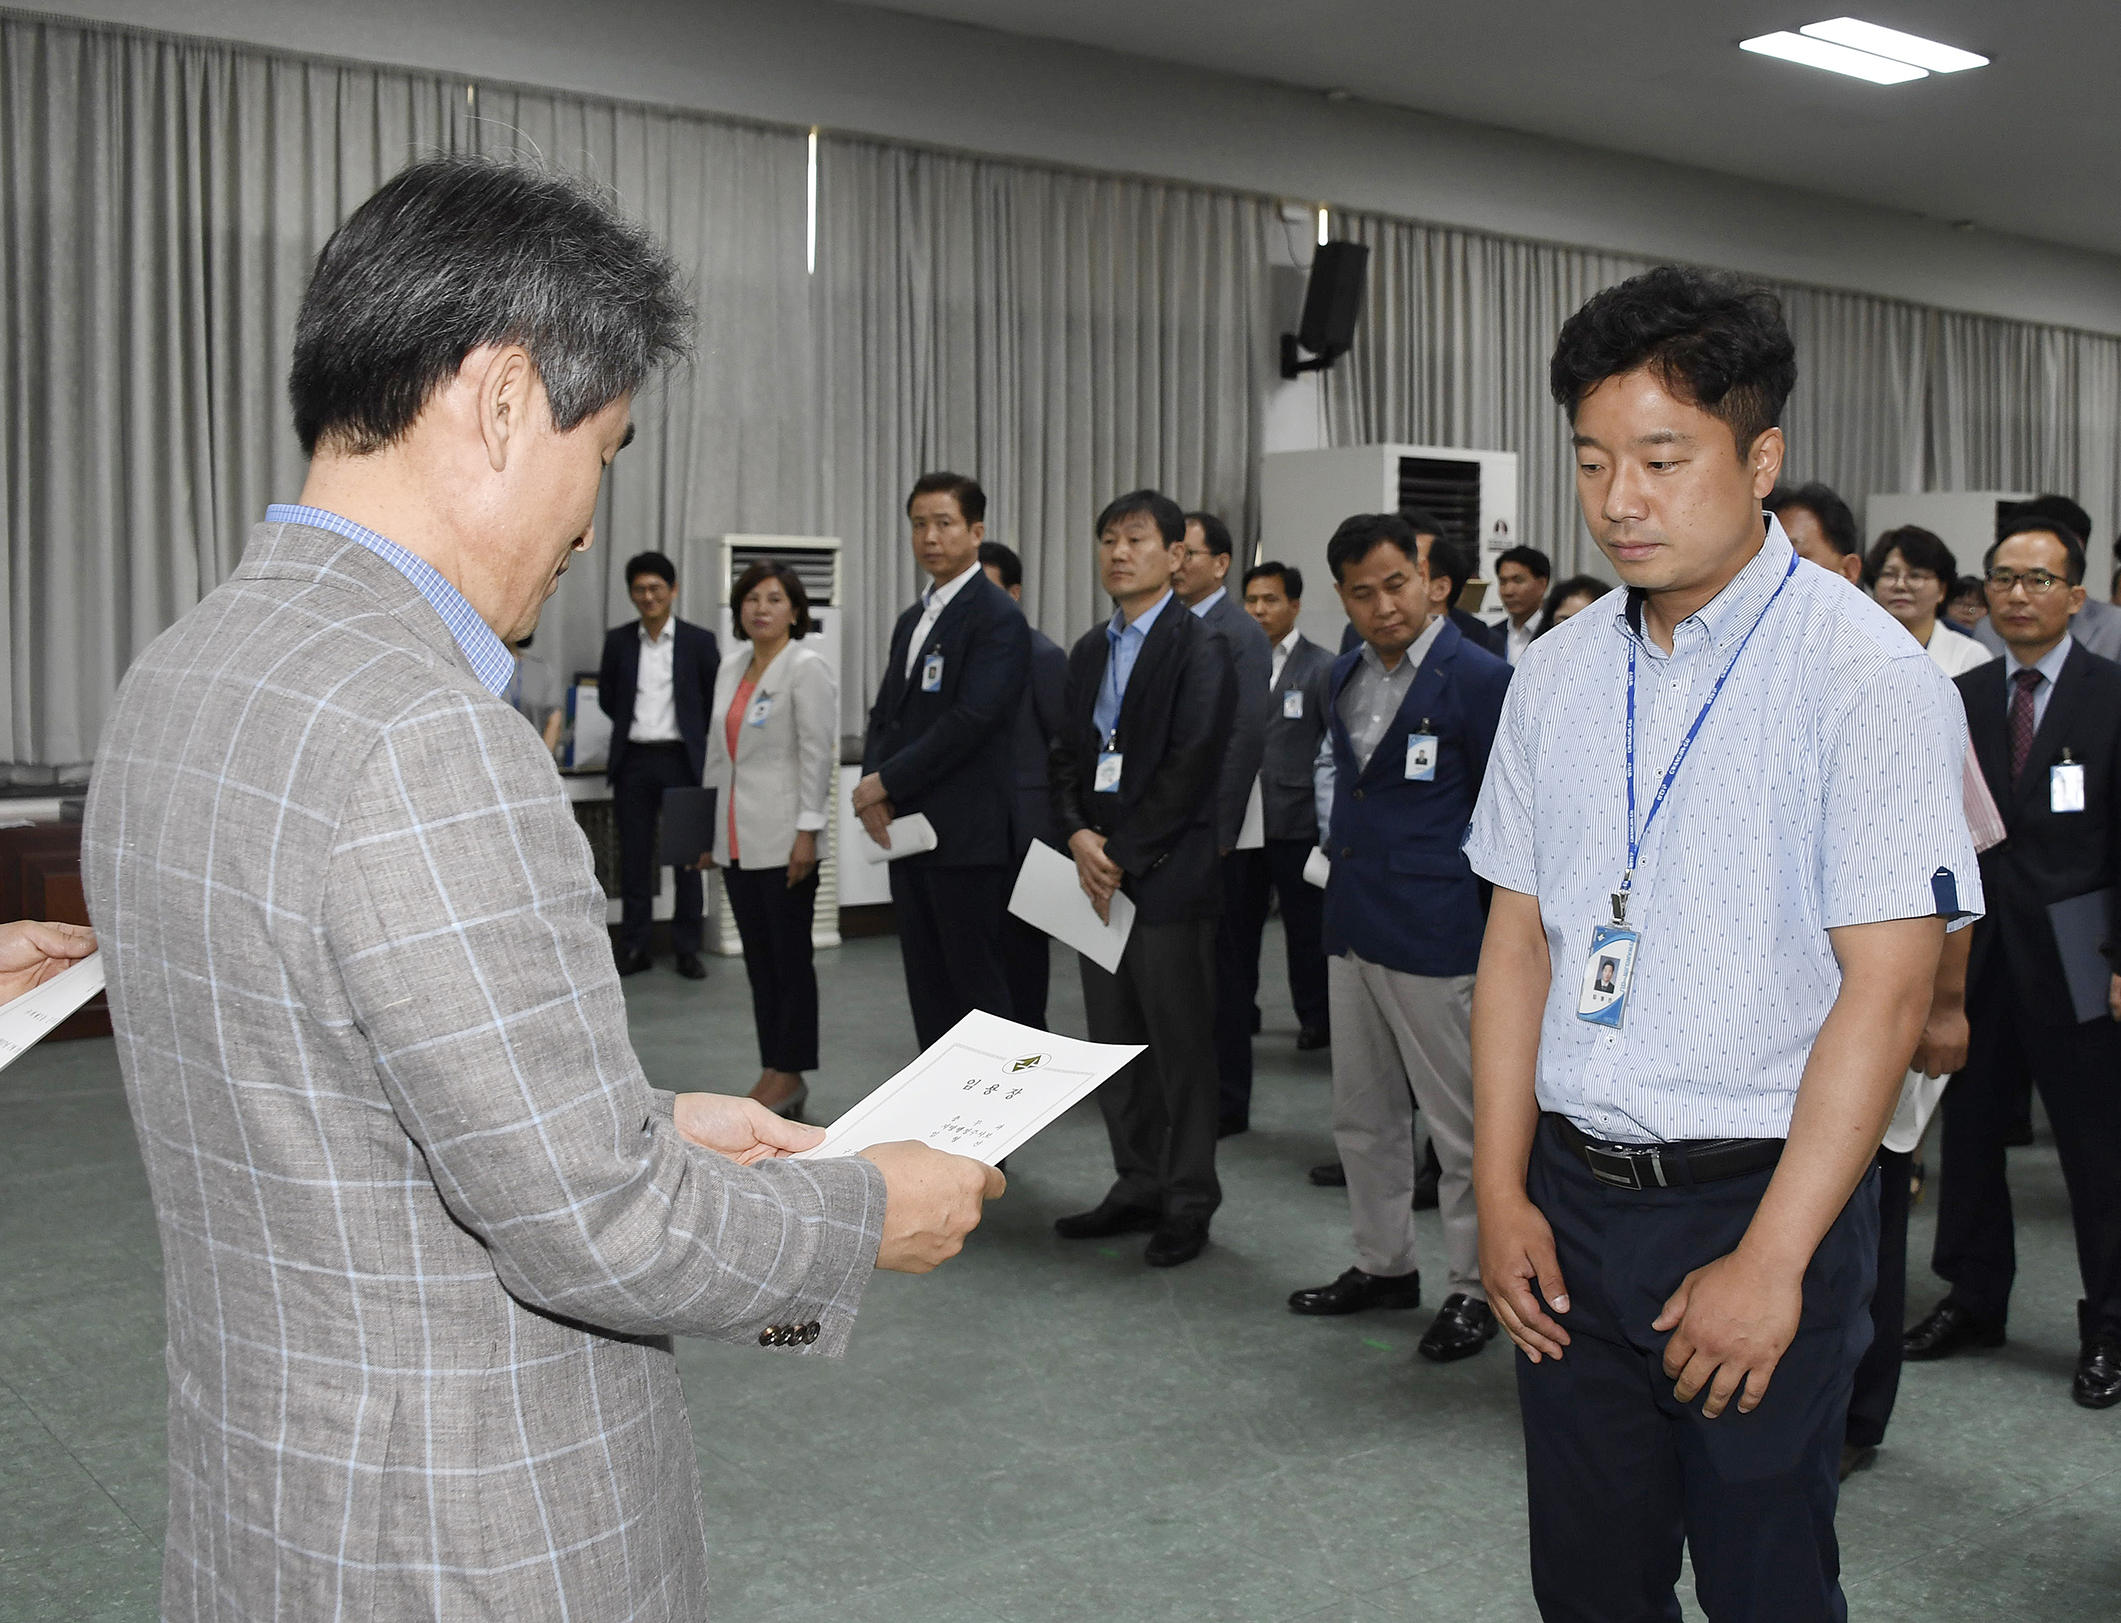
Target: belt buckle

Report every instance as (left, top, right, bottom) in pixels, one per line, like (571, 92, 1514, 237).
(1583, 1145, 1643, 1190)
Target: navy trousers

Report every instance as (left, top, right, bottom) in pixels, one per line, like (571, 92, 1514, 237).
(1517, 1117, 1877, 1623)
(1846, 1147, 1911, 1450)
(888, 862, 1013, 1050)
(1213, 840, 1329, 1123)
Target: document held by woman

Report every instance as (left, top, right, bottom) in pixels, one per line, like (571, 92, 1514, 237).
(793, 1009, 1142, 1167)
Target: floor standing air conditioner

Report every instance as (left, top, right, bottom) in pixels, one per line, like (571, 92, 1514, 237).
(697, 535, 845, 955)
(1259, 446, 1521, 650)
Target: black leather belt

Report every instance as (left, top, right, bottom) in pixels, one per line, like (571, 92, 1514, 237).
(1547, 1113, 1782, 1191)
(628, 739, 688, 750)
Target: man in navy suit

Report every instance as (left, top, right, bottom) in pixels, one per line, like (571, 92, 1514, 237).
(980, 540, 1070, 1030)
(599, 550, 719, 978)
(856, 474, 1031, 1049)
(1286, 513, 1511, 1365)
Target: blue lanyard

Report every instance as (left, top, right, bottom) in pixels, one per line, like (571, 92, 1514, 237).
(1617, 551, 1797, 922)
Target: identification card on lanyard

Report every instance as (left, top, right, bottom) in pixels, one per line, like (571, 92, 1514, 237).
(921, 651, 945, 693)
(2052, 748, 2086, 813)
(1404, 727, 1438, 782)
(1578, 551, 1798, 1028)
(1094, 735, 1124, 794)
(1283, 689, 1304, 719)
(745, 694, 774, 728)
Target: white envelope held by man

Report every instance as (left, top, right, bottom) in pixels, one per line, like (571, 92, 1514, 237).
(1006, 840, 1135, 973)
(794, 1009, 1142, 1167)
(853, 811, 939, 864)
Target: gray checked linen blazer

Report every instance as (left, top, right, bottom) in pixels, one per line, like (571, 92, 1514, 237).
(82, 519, 887, 1622)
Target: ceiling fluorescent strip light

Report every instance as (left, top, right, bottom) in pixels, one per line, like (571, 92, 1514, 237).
(1738, 31, 1927, 84)
(1800, 18, 1988, 73)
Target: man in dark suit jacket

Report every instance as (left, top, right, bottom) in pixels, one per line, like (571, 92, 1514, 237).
(1051, 490, 1236, 1268)
(1177, 512, 1274, 1135)
(1337, 523, 1505, 661)
(1285, 514, 1510, 1366)
(856, 474, 1031, 1050)
(981, 540, 1069, 1029)
(1908, 516, 2121, 1409)
(599, 550, 718, 978)
(1213, 562, 1336, 1123)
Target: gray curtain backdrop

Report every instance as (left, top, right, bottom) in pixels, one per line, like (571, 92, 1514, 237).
(1322, 208, 2121, 581)
(5, 9, 2120, 765)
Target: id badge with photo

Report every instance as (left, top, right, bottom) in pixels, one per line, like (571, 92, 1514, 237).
(1283, 689, 1304, 720)
(745, 694, 774, 728)
(1094, 752, 1124, 793)
(1575, 923, 1639, 1029)
(1404, 733, 1438, 782)
(2052, 760, 2086, 813)
(921, 652, 945, 693)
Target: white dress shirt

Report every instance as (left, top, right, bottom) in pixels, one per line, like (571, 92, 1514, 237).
(631, 621, 679, 741)
(1270, 628, 1302, 688)
(903, 562, 979, 679)
(1921, 620, 1996, 680)
(1463, 516, 1982, 1144)
(1503, 616, 1536, 667)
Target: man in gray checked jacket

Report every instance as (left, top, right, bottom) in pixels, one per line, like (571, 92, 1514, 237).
(82, 158, 1000, 1623)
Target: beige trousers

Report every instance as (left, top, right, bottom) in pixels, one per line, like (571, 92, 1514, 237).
(1328, 952, 1482, 1297)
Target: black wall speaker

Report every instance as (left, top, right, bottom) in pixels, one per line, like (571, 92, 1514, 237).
(1282, 240, 1369, 379)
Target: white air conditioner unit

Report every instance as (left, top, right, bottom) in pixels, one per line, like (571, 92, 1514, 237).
(1259, 446, 1521, 650)
(690, 534, 847, 954)
(1864, 491, 2034, 574)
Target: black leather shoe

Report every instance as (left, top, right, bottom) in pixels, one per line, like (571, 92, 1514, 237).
(1839, 1443, 1878, 1481)
(615, 949, 653, 976)
(674, 952, 706, 980)
(1903, 1300, 2006, 1361)
(1307, 1162, 1347, 1187)
(1217, 1115, 1249, 1139)
(1288, 1266, 1421, 1316)
(2074, 1336, 2121, 1409)
(1053, 1201, 1160, 1241)
(1418, 1293, 1498, 1362)
(1295, 1025, 1330, 1051)
(1144, 1218, 1209, 1268)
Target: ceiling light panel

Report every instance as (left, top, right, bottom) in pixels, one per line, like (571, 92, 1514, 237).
(1800, 18, 1989, 73)
(1738, 31, 1928, 84)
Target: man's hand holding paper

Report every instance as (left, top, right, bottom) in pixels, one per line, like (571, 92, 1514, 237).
(1068, 828, 1123, 922)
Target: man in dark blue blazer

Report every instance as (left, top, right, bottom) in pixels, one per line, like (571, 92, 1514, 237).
(856, 474, 1031, 1049)
(1049, 489, 1236, 1268)
(980, 540, 1070, 1030)
(1286, 514, 1511, 1365)
(598, 550, 719, 978)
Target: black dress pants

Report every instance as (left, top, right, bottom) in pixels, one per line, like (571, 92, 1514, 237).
(1933, 963, 2121, 1338)
(613, 743, 703, 955)
(888, 862, 1013, 1050)
(1846, 1147, 1911, 1450)
(1213, 840, 1329, 1122)
(1000, 840, 1052, 1030)
(1517, 1117, 1875, 1623)
(722, 862, 821, 1073)
(1082, 918, 1221, 1222)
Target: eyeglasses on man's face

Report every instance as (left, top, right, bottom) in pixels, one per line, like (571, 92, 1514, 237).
(1985, 568, 2070, 596)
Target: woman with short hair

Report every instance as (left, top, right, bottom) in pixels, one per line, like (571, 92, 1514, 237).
(1865, 525, 1992, 678)
(702, 561, 837, 1119)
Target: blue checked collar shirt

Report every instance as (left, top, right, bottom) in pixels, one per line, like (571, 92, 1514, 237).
(265, 504, 516, 697)
(1463, 515, 1982, 1144)
(1093, 587, 1175, 742)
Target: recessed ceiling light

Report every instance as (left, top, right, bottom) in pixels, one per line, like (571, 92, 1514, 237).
(1801, 18, 1988, 73)
(1738, 30, 1929, 84)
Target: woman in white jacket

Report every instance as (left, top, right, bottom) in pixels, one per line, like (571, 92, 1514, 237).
(702, 561, 838, 1119)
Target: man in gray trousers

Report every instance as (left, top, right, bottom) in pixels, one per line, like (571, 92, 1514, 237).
(83, 158, 999, 1623)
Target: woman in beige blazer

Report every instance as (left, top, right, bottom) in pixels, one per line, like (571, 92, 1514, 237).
(702, 561, 839, 1119)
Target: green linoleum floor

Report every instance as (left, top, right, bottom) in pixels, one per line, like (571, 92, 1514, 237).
(4, 932, 2116, 1621)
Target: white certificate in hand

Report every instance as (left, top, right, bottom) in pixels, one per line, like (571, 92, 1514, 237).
(854, 811, 939, 864)
(1007, 840, 1134, 973)
(0, 951, 105, 1072)
(793, 1009, 1142, 1166)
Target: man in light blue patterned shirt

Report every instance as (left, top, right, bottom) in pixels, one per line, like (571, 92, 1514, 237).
(1464, 267, 1979, 1623)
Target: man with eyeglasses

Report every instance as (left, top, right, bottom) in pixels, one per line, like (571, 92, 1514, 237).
(1969, 494, 2121, 662)
(1909, 512, 2121, 1410)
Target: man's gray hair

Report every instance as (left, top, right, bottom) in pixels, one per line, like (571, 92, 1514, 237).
(289, 157, 690, 455)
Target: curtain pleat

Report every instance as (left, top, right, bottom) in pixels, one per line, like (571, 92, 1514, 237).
(4, 11, 2120, 764)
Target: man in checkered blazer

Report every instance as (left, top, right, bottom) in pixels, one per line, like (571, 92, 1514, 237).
(82, 158, 1001, 1622)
